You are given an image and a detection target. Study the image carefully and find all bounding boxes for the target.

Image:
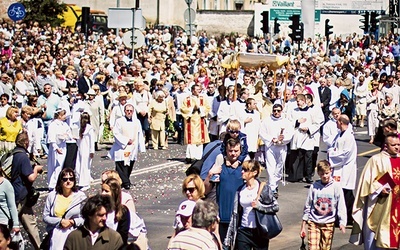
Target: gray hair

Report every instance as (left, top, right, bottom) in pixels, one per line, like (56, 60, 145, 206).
(191, 200, 219, 228)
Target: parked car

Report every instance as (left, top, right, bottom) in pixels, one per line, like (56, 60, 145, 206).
(75, 12, 108, 35)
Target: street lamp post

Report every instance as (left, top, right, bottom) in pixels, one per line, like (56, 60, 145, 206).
(185, 0, 193, 44)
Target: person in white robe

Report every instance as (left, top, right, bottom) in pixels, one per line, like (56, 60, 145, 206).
(108, 104, 145, 190)
(288, 94, 320, 183)
(238, 98, 261, 156)
(109, 92, 129, 130)
(217, 87, 235, 134)
(323, 108, 342, 147)
(75, 112, 95, 190)
(47, 108, 73, 190)
(327, 114, 357, 225)
(85, 88, 105, 150)
(259, 103, 294, 194)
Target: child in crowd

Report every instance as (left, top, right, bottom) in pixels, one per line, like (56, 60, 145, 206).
(300, 160, 347, 250)
(209, 119, 249, 182)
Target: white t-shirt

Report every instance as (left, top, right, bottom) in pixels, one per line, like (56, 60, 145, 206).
(239, 181, 259, 228)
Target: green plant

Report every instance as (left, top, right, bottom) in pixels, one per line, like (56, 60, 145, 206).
(19, 0, 67, 27)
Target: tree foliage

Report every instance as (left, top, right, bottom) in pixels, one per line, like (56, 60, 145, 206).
(19, 0, 67, 27)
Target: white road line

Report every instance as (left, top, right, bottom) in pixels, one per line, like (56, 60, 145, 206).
(39, 161, 184, 198)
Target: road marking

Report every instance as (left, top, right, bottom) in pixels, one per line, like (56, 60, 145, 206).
(357, 147, 380, 157)
(39, 160, 184, 198)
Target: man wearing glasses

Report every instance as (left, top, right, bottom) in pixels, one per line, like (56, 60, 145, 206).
(259, 104, 294, 197)
(108, 104, 146, 190)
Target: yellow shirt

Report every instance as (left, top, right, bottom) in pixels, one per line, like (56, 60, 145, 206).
(0, 117, 22, 142)
(54, 194, 73, 218)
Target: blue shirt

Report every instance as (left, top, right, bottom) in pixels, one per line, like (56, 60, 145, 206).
(11, 147, 33, 204)
(217, 164, 244, 223)
(200, 141, 222, 180)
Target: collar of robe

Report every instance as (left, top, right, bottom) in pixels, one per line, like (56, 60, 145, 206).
(125, 116, 132, 122)
(245, 109, 254, 114)
(299, 106, 309, 111)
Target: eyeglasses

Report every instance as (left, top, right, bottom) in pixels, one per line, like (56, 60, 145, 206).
(228, 130, 239, 134)
(62, 177, 74, 182)
(184, 187, 196, 193)
(125, 110, 134, 113)
(273, 109, 282, 113)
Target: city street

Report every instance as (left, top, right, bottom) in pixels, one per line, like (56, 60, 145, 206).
(28, 127, 376, 250)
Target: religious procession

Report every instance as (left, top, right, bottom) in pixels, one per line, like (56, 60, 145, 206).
(0, 7, 398, 250)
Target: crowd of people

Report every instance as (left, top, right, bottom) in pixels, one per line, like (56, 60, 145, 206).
(0, 16, 399, 249)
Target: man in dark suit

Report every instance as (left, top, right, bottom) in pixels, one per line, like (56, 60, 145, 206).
(318, 78, 332, 122)
(77, 69, 93, 97)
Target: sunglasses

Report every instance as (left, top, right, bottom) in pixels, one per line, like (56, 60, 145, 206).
(62, 177, 74, 182)
(228, 130, 239, 134)
(125, 110, 134, 113)
(273, 109, 282, 112)
(242, 168, 252, 172)
(184, 187, 196, 193)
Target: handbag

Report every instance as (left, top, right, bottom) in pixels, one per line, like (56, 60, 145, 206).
(254, 182, 283, 239)
(25, 187, 40, 207)
(0, 204, 12, 229)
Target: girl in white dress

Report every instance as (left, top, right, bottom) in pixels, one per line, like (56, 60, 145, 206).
(47, 108, 72, 190)
(75, 112, 95, 191)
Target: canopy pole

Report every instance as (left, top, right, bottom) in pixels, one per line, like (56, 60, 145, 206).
(233, 67, 240, 101)
(283, 64, 289, 103)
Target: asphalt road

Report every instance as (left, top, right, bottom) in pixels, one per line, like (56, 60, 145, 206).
(26, 126, 376, 250)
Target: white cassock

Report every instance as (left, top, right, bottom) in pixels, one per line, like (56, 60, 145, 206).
(86, 97, 105, 142)
(327, 128, 357, 190)
(47, 119, 72, 189)
(290, 107, 318, 151)
(108, 117, 146, 164)
(308, 104, 325, 148)
(259, 115, 294, 191)
(209, 96, 224, 136)
(239, 109, 261, 152)
(323, 118, 339, 147)
(75, 124, 95, 187)
(230, 99, 246, 121)
(109, 104, 126, 129)
(217, 99, 234, 134)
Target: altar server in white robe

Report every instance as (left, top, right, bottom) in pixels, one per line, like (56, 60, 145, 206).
(305, 93, 325, 182)
(217, 86, 235, 134)
(239, 98, 261, 158)
(75, 112, 95, 191)
(323, 108, 342, 147)
(259, 103, 294, 194)
(288, 94, 320, 183)
(108, 104, 145, 190)
(47, 108, 73, 190)
(327, 114, 357, 225)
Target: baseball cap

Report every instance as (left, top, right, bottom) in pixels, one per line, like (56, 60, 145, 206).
(176, 200, 196, 217)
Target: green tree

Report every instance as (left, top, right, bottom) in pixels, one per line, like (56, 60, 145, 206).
(19, 0, 67, 27)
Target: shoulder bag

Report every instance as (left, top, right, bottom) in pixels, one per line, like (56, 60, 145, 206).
(0, 204, 12, 230)
(254, 182, 283, 239)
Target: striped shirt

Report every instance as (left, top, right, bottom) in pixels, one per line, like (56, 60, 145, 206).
(168, 227, 218, 250)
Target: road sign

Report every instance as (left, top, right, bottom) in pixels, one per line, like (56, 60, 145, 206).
(122, 30, 145, 49)
(8, 3, 26, 22)
(184, 8, 196, 23)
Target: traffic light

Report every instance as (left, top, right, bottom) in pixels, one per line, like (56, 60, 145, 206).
(359, 12, 370, 33)
(370, 11, 379, 33)
(324, 19, 333, 38)
(260, 11, 269, 34)
(288, 15, 301, 42)
(273, 18, 280, 34)
(81, 7, 91, 35)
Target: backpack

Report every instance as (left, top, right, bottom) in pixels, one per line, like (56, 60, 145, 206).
(0, 148, 26, 180)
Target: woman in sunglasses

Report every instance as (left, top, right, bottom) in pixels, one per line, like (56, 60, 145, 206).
(170, 174, 205, 239)
(43, 168, 87, 250)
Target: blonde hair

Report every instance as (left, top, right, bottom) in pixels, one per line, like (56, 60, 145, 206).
(226, 119, 241, 131)
(6, 106, 19, 120)
(101, 169, 123, 185)
(182, 174, 205, 199)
